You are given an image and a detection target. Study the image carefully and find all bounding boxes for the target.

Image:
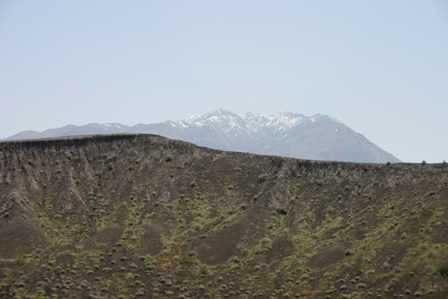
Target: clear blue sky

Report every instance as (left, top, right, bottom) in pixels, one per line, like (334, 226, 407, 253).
(1, 1, 447, 162)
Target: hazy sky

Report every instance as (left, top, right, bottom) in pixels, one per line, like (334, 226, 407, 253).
(1, 1, 447, 162)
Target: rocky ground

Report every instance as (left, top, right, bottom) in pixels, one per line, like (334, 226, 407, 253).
(0, 134, 447, 299)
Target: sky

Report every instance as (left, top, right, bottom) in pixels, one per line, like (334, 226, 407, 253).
(0, 0, 447, 162)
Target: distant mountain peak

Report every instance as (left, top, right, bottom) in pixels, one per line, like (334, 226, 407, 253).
(5, 109, 400, 163)
(184, 109, 244, 127)
(175, 110, 326, 133)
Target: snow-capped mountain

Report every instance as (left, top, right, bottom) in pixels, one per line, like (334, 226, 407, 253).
(165, 110, 302, 138)
(5, 109, 399, 163)
(180, 110, 306, 132)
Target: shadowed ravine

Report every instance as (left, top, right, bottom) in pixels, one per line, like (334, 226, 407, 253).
(0, 134, 447, 299)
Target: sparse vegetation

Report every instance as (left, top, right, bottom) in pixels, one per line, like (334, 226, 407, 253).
(0, 134, 447, 298)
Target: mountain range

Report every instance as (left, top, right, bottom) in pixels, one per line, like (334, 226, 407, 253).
(6, 109, 399, 163)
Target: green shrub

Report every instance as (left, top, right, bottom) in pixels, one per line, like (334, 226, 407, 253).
(438, 266, 448, 278)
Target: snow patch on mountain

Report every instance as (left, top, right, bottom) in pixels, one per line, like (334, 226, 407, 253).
(171, 109, 309, 134)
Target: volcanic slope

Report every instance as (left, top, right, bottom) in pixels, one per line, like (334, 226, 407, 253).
(0, 134, 447, 299)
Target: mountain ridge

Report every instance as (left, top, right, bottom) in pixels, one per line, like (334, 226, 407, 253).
(6, 109, 400, 163)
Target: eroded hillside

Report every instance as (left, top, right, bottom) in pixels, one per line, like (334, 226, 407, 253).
(0, 134, 447, 299)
